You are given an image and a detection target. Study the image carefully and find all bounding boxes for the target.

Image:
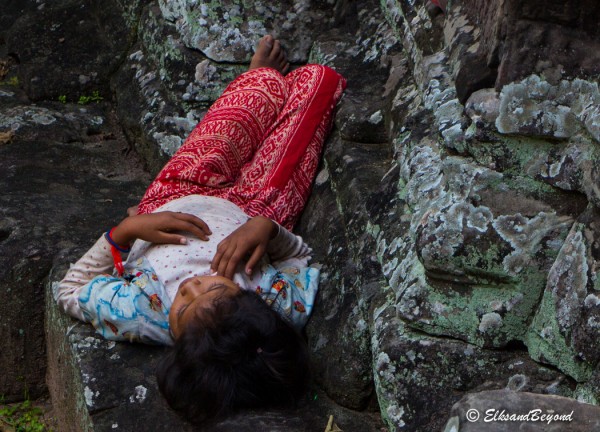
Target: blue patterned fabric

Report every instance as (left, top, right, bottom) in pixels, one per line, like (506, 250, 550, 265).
(256, 262, 320, 331)
(78, 257, 173, 345)
(77, 258, 319, 344)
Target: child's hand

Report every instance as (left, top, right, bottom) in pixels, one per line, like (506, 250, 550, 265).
(211, 216, 277, 279)
(111, 212, 212, 245)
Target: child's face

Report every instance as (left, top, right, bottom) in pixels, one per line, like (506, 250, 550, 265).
(169, 275, 240, 339)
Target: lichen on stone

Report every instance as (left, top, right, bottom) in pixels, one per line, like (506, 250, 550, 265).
(496, 75, 600, 143)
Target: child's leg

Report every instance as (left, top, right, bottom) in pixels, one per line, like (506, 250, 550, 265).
(137, 67, 288, 214)
(225, 64, 346, 230)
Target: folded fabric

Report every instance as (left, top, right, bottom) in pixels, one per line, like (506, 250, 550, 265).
(78, 257, 173, 345)
(256, 260, 320, 331)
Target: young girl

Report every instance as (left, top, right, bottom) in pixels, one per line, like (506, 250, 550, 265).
(55, 35, 346, 423)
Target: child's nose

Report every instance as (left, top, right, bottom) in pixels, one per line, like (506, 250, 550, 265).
(179, 278, 195, 295)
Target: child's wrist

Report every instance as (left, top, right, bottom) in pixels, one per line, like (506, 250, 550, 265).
(105, 227, 131, 252)
(253, 215, 278, 239)
(105, 227, 129, 277)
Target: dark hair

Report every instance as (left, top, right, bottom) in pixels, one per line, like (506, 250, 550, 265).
(156, 290, 310, 423)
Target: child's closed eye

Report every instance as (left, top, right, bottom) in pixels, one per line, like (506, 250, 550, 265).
(177, 304, 189, 318)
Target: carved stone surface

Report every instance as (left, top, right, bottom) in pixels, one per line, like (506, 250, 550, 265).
(157, 0, 335, 64)
(5, 0, 134, 102)
(447, 0, 600, 102)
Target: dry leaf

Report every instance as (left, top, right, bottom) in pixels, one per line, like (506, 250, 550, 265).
(324, 415, 343, 432)
(0, 131, 14, 145)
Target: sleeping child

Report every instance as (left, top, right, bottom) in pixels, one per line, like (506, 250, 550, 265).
(55, 35, 346, 423)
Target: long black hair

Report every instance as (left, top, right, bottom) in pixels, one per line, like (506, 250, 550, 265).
(156, 290, 310, 423)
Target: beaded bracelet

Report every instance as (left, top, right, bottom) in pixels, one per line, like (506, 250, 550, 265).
(105, 228, 131, 253)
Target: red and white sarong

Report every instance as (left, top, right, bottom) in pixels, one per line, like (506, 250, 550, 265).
(137, 65, 346, 230)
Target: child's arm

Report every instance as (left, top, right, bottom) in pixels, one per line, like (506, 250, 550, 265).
(56, 211, 212, 321)
(266, 222, 311, 261)
(212, 216, 319, 330)
(56, 235, 116, 322)
(110, 211, 211, 245)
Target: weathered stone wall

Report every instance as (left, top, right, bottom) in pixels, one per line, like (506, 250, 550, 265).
(362, 0, 600, 429)
(1, 0, 600, 430)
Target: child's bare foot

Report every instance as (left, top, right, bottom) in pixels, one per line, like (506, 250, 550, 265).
(249, 35, 290, 74)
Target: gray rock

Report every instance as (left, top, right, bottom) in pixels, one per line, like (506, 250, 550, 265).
(157, 0, 335, 64)
(442, 0, 600, 102)
(5, 0, 134, 101)
(526, 207, 600, 382)
(496, 76, 600, 143)
(0, 93, 150, 401)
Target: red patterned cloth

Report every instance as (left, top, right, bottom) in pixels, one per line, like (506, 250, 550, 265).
(137, 65, 346, 230)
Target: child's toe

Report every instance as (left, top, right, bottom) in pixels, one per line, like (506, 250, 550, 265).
(270, 40, 282, 59)
(256, 35, 274, 56)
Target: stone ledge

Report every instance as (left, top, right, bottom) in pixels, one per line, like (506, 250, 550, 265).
(46, 264, 194, 431)
(46, 256, 385, 432)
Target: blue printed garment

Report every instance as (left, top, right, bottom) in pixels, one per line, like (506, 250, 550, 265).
(78, 258, 319, 344)
(78, 257, 173, 345)
(255, 261, 320, 331)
